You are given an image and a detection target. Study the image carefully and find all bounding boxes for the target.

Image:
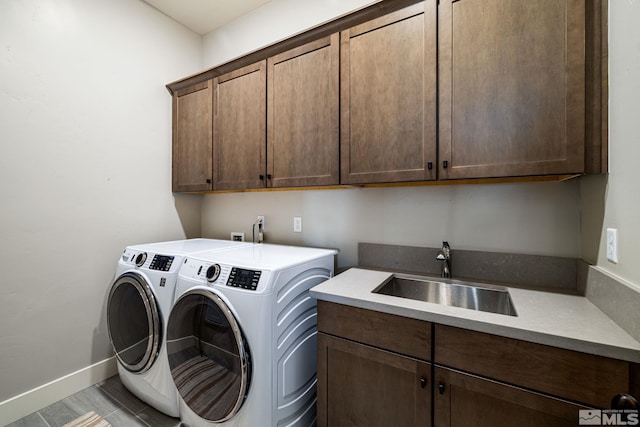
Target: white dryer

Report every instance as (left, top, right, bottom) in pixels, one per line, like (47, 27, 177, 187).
(166, 243, 336, 426)
(107, 239, 248, 417)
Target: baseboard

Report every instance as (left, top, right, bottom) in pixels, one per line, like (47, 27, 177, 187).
(0, 357, 118, 426)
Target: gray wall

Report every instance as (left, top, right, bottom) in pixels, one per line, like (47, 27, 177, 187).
(201, 183, 581, 268)
(0, 0, 203, 402)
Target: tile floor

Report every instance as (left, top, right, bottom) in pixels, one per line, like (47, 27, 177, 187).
(6, 375, 182, 427)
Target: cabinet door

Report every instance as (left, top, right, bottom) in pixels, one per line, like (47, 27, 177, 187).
(341, 1, 437, 184)
(434, 324, 630, 409)
(439, 0, 585, 179)
(434, 367, 588, 427)
(172, 81, 212, 192)
(267, 34, 339, 188)
(317, 333, 431, 427)
(213, 61, 266, 190)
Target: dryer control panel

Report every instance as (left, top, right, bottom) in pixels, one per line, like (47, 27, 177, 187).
(149, 255, 174, 272)
(179, 259, 266, 292)
(226, 268, 261, 291)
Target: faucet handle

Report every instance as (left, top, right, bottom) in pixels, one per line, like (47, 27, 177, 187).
(442, 241, 451, 255)
(437, 242, 451, 278)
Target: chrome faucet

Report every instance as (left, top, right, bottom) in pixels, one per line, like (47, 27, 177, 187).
(436, 241, 451, 278)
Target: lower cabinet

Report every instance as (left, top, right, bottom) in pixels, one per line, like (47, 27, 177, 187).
(434, 366, 587, 427)
(317, 301, 638, 427)
(317, 333, 431, 427)
(434, 324, 630, 409)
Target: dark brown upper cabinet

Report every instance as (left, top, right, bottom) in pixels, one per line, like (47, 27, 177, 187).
(438, 0, 586, 180)
(340, 1, 438, 184)
(212, 36, 339, 191)
(213, 61, 267, 191)
(167, 0, 607, 192)
(172, 80, 213, 192)
(267, 34, 340, 188)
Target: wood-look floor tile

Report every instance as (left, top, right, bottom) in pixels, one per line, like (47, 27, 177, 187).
(4, 412, 49, 427)
(134, 406, 181, 427)
(98, 375, 148, 415)
(103, 408, 148, 427)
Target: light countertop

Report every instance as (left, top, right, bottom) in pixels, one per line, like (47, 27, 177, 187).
(310, 268, 640, 363)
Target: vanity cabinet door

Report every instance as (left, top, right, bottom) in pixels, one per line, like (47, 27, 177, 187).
(172, 80, 213, 192)
(213, 61, 267, 190)
(340, 1, 437, 184)
(434, 324, 630, 409)
(267, 34, 339, 188)
(438, 0, 586, 179)
(434, 367, 588, 427)
(317, 333, 431, 427)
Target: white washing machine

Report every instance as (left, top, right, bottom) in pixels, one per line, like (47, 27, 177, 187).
(106, 239, 249, 417)
(166, 243, 337, 426)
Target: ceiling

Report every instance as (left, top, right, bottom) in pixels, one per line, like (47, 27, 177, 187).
(143, 0, 272, 35)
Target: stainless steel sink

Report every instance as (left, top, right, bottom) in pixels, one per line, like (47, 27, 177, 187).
(373, 275, 517, 317)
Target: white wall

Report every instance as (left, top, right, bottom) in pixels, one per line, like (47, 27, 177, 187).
(203, 0, 380, 67)
(580, 0, 640, 288)
(200, 0, 583, 268)
(0, 0, 202, 406)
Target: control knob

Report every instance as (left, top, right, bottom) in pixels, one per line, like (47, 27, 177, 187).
(135, 252, 147, 267)
(206, 264, 221, 283)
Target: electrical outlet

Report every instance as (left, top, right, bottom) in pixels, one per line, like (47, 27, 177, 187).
(257, 215, 265, 230)
(606, 228, 618, 264)
(293, 216, 302, 233)
(230, 232, 245, 242)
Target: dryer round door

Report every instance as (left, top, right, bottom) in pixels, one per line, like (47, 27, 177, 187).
(167, 289, 251, 423)
(107, 271, 161, 373)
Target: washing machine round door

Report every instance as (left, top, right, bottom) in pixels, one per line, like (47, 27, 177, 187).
(107, 272, 160, 373)
(167, 289, 251, 423)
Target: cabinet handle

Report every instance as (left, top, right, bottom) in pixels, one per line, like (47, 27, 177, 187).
(259, 175, 265, 181)
(443, 160, 449, 169)
(206, 179, 212, 184)
(267, 174, 272, 180)
(427, 162, 433, 170)
(611, 394, 639, 410)
(420, 377, 427, 389)
(438, 382, 446, 394)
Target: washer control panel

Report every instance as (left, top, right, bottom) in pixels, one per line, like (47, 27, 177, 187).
(226, 268, 261, 291)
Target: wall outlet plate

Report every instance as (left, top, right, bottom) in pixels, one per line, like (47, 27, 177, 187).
(231, 232, 245, 242)
(293, 216, 302, 233)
